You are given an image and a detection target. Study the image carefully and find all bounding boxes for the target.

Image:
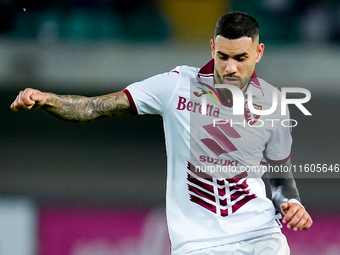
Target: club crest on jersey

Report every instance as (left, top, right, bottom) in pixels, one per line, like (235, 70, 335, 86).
(244, 101, 262, 125)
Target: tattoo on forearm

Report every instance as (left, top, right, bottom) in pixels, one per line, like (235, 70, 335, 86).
(42, 92, 131, 122)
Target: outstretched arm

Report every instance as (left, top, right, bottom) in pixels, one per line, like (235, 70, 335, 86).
(268, 159, 313, 231)
(10, 88, 132, 122)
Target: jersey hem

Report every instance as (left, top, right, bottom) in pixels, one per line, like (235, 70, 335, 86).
(265, 155, 290, 165)
(173, 227, 282, 255)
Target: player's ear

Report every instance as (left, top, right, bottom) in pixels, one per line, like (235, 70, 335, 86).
(210, 39, 216, 59)
(256, 43, 265, 63)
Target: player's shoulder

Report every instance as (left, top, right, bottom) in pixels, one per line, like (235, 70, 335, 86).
(169, 65, 200, 78)
(258, 77, 276, 89)
(257, 77, 282, 96)
(137, 65, 198, 85)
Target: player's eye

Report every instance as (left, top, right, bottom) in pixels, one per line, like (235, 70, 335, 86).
(235, 57, 246, 62)
(218, 54, 228, 60)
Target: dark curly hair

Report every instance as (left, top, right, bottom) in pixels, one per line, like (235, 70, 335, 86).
(214, 11, 260, 41)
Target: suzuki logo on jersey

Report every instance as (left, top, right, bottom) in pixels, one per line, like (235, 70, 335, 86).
(187, 164, 256, 217)
(244, 101, 262, 125)
(201, 121, 241, 157)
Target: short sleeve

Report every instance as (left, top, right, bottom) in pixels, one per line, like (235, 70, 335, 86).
(124, 70, 180, 116)
(264, 105, 292, 164)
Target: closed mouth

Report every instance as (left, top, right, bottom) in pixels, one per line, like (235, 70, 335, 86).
(224, 78, 239, 83)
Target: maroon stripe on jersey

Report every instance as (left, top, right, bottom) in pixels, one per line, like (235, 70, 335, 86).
(219, 198, 228, 206)
(229, 181, 248, 191)
(220, 208, 229, 216)
(171, 70, 179, 74)
(230, 190, 250, 201)
(217, 179, 225, 185)
(232, 194, 257, 213)
(198, 59, 214, 76)
(251, 72, 261, 88)
(187, 162, 212, 180)
(218, 187, 226, 197)
(228, 171, 248, 183)
(188, 184, 215, 202)
(190, 195, 216, 214)
(265, 155, 291, 165)
(123, 89, 137, 115)
(187, 173, 214, 193)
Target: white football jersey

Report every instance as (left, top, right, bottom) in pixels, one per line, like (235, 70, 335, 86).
(124, 59, 292, 254)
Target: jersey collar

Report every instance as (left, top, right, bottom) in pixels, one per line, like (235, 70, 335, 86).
(198, 59, 264, 97)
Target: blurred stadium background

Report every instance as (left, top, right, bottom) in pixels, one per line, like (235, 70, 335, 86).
(1, 0, 340, 254)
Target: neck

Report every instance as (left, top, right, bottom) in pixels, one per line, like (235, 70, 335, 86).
(215, 79, 250, 103)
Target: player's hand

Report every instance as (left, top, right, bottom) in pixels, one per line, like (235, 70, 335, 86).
(10, 88, 49, 111)
(280, 202, 313, 231)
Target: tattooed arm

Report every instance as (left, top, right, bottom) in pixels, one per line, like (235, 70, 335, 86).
(10, 88, 131, 122)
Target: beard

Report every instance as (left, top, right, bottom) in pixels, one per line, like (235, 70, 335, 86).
(215, 72, 249, 90)
(214, 69, 253, 92)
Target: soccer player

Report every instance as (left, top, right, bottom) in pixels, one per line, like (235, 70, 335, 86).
(11, 11, 312, 255)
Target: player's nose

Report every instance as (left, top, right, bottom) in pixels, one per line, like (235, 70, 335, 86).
(225, 59, 237, 74)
